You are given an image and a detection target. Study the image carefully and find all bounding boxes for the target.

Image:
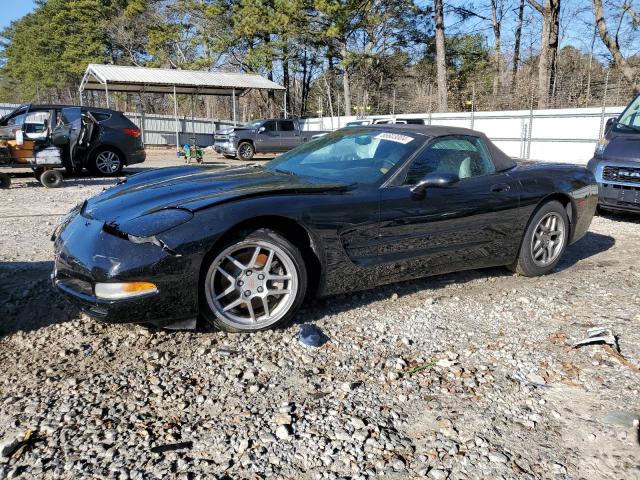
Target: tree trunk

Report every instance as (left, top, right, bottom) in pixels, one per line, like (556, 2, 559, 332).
(511, 0, 524, 93)
(282, 39, 290, 118)
(434, 0, 448, 112)
(263, 34, 275, 117)
(341, 43, 352, 116)
(528, 0, 561, 108)
(593, 0, 640, 94)
(547, 1, 560, 105)
(300, 49, 309, 116)
(491, 0, 502, 107)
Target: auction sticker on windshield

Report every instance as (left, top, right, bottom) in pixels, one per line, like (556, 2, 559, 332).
(374, 132, 414, 144)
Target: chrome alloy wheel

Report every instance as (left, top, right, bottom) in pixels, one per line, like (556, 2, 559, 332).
(531, 212, 566, 267)
(204, 241, 298, 329)
(95, 151, 121, 174)
(238, 143, 253, 160)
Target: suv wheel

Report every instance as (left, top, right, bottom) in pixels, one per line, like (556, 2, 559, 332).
(91, 149, 124, 176)
(237, 142, 255, 161)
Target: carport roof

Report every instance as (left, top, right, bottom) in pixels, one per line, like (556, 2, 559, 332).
(80, 64, 285, 96)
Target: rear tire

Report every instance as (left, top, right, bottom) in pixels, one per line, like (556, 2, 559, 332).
(0, 173, 10, 189)
(40, 170, 64, 188)
(510, 200, 569, 277)
(90, 148, 124, 176)
(200, 228, 307, 333)
(236, 142, 255, 161)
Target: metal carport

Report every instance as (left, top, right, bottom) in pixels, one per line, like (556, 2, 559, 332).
(79, 64, 285, 147)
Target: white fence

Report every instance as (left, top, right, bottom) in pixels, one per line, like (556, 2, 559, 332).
(1, 103, 624, 164)
(299, 106, 625, 165)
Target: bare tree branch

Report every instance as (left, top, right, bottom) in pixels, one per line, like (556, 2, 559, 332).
(593, 0, 640, 93)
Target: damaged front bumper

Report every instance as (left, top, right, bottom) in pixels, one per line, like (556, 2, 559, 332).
(213, 140, 237, 156)
(52, 211, 199, 327)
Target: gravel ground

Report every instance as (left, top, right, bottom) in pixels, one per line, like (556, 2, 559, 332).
(1, 151, 639, 480)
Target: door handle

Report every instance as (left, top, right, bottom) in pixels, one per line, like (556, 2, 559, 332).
(490, 183, 511, 193)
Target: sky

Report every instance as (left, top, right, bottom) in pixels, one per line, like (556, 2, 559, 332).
(0, 0, 36, 31)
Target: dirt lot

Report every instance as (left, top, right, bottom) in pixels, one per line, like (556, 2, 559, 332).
(1, 151, 639, 479)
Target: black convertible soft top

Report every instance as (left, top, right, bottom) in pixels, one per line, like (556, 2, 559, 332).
(372, 124, 517, 172)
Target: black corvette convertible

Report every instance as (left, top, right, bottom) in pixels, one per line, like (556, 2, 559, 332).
(52, 125, 597, 332)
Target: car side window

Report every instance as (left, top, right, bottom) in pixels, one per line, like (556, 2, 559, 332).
(278, 120, 295, 131)
(61, 108, 82, 126)
(404, 135, 496, 185)
(5, 110, 27, 127)
(90, 112, 111, 122)
(263, 120, 277, 132)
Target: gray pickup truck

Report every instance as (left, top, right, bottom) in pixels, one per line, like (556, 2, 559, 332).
(213, 118, 325, 160)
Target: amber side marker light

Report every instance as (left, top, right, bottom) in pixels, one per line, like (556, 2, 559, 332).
(94, 282, 158, 300)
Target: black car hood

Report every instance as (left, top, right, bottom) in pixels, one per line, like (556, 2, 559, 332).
(82, 165, 350, 224)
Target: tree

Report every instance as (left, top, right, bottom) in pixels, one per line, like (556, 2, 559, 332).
(593, 0, 640, 94)
(434, 0, 448, 111)
(450, 1, 506, 106)
(528, 0, 561, 108)
(0, 0, 124, 102)
(511, 0, 525, 93)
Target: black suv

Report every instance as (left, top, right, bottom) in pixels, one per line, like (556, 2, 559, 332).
(0, 104, 145, 176)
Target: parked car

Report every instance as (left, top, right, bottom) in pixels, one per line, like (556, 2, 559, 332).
(214, 118, 326, 160)
(371, 118, 426, 125)
(313, 118, 428, 138)
(53, 125, 597, 333)
(0, 104, 145, 176)
(345, 119, 372, 127)
(587, 94, 640, 213)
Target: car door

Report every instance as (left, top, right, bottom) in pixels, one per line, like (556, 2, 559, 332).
(52, 107, 85, 166)
(377, 135, 521, 283)
(255, 120, 280, 151)
(277, 119, 300, 150)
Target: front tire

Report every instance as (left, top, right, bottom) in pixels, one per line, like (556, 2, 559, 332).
(201, 228, 307, 332)
(91, 148, 124, 176)
(510, 200, 569, 276)
(236, 142, 255, 161)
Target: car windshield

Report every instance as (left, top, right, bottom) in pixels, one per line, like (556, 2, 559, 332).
(616, 95, 640, 132)
(264, 128, 425, 184)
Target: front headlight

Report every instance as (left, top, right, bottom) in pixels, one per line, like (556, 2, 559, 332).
(595, 138, 609, 155)
(112, 208, 193, 237)
(95, 282, 158, 300)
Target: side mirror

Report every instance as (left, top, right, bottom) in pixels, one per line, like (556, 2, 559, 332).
(257, 126, 266, 133)
(605, 117, 617, 130)
(410, 172, 459, 197)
